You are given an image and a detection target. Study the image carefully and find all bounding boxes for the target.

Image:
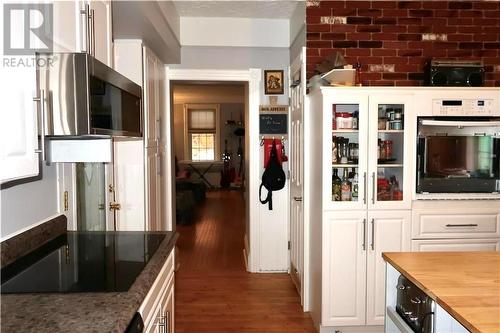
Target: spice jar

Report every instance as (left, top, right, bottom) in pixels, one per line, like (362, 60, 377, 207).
(343, 113, 353, 129)
(379, 141, 387, 160)
(378, 117, 387, 130)
(384, 140, 393, 159)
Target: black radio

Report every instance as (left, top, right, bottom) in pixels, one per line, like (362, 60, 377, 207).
(426, 60, 485, 87)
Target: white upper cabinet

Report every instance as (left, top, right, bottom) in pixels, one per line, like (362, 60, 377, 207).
(88, 0, 113, 66)
(143, 48, 160, 148)
(323, 93, 369, 211)
(52, 0, 112, 66)
(367, 93, 413, 210)
(0, 67, 39, 184)
(321, 88, 413, 212)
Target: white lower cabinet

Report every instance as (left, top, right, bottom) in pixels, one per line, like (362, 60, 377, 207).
(412, 238, 500, 251)
(323, 210, 410, 328)
(366, 210, 410, 326)
(323, 211, 367, 326)
(141, 250, 175, 333)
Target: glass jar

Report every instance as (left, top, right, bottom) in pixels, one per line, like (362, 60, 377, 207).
(348, 143, 359, 162)
(384, 140, 393, 159)
(378, 117, 387, 130)
(379, 141, 387, 160)
(338, 138, 349, 164)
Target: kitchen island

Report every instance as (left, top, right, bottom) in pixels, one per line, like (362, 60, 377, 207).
(1, 216, 178, 332)
(383, 252, 500, 333)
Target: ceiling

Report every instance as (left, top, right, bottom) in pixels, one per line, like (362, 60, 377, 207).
(173, 1, 300, 19)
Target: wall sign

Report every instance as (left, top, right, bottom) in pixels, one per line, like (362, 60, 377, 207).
(259, 105, 288, 112)
(259, 113, 288, 135)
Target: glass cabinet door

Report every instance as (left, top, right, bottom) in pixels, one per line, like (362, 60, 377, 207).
(368, 95, 412, 209)
(324, 94, 368, 210)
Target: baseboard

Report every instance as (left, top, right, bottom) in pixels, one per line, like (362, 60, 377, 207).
(319, 325, 384, 333)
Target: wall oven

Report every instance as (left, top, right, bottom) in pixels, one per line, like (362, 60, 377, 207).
(417, 117, 500, 195)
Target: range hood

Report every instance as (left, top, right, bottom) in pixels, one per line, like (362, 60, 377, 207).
(36, 53, 143, 162)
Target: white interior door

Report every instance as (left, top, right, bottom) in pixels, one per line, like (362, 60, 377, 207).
(289, 49, 305, 304)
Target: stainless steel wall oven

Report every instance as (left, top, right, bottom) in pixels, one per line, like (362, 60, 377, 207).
(416, 117, 500, 194)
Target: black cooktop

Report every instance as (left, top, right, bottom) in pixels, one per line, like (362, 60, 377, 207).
(1, 231, 166, 293)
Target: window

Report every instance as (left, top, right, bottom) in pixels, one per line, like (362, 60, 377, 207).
(184, 105, 220, 161)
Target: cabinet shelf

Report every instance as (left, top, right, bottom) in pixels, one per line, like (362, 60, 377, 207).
(332, 129, 359, 133)
(332, 164, 358, 168)
(378, 130, 404, 134)
(378, 164, 403, 168)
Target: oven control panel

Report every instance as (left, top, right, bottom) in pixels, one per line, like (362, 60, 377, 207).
(432, 99, 494, 116)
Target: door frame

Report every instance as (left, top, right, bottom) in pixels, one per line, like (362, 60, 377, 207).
(165, 68, 262, 272)
(289, 47, 309, 310)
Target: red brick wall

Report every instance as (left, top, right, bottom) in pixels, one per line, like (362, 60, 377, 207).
(306, 0, 500, 86)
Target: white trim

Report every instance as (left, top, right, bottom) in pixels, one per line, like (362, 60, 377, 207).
(166, 68, 261, 272)
(0, 213, 62, 242)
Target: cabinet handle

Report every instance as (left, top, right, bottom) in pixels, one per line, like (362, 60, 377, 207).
(362, 218, 366, 251)
(371, 172, 376, 204)
(363, 172, 367, 204)
(90, 9, 96, 56)
(445, 224, 478, 227)
(370, 218, 375, 250)
(33, 89, 46, 161)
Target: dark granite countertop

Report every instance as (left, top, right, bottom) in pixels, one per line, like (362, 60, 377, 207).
(1, 230, 178, 333)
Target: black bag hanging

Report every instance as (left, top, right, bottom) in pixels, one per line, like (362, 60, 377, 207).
(259, 140, 286, 210)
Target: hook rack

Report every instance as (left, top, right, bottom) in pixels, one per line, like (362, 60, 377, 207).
(260, 135, 287, 146)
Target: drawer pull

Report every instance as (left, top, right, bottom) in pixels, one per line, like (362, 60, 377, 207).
(445, 224, 478, 227)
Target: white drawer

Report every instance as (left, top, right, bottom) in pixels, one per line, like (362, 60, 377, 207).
(412, 211, 500, 239)
(412, 239, 500, 252)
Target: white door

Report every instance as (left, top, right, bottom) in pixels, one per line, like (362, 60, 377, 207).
(412, 239, 500, 251)
(289, 49, 306, 301)
(366, 210, 411, 325)
(88, 0, 113, 66)
(323, 210, 367, 326)
(368, 94, 413, 210)
(323, 92, 369, 211)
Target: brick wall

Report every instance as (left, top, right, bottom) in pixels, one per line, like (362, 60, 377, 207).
(306, 0, 500, 86)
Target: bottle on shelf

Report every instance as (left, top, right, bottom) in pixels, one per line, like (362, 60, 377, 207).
(332, 136, 338, 164)
(352, 171, 359, 201)
(341, 168, 352, 201)
(332, 168, 342, 201)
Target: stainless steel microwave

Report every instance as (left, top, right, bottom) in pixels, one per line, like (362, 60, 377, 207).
(36, 53, 142, 138)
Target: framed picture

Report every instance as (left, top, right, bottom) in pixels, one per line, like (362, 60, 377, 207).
(264, 70, 284, 95)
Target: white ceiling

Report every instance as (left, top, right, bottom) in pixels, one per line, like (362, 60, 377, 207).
(173, 1, 300, 19)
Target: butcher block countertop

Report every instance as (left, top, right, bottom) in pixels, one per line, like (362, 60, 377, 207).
(383, 252, 500, 333)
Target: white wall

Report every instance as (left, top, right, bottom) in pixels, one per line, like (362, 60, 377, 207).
(180, 17, 290, 48)
(1, 164, 60, 239)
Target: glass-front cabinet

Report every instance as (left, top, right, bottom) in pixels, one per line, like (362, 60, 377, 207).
(368, 95, 412, 209)
(323, 91, 412, 210)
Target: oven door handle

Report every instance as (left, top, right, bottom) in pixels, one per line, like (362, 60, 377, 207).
(420, 120, 500, 127)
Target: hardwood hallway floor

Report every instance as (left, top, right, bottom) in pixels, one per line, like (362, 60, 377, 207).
(175, 190, 315, 333)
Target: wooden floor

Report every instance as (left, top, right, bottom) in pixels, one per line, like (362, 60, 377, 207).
(175, 190, 315, 333)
